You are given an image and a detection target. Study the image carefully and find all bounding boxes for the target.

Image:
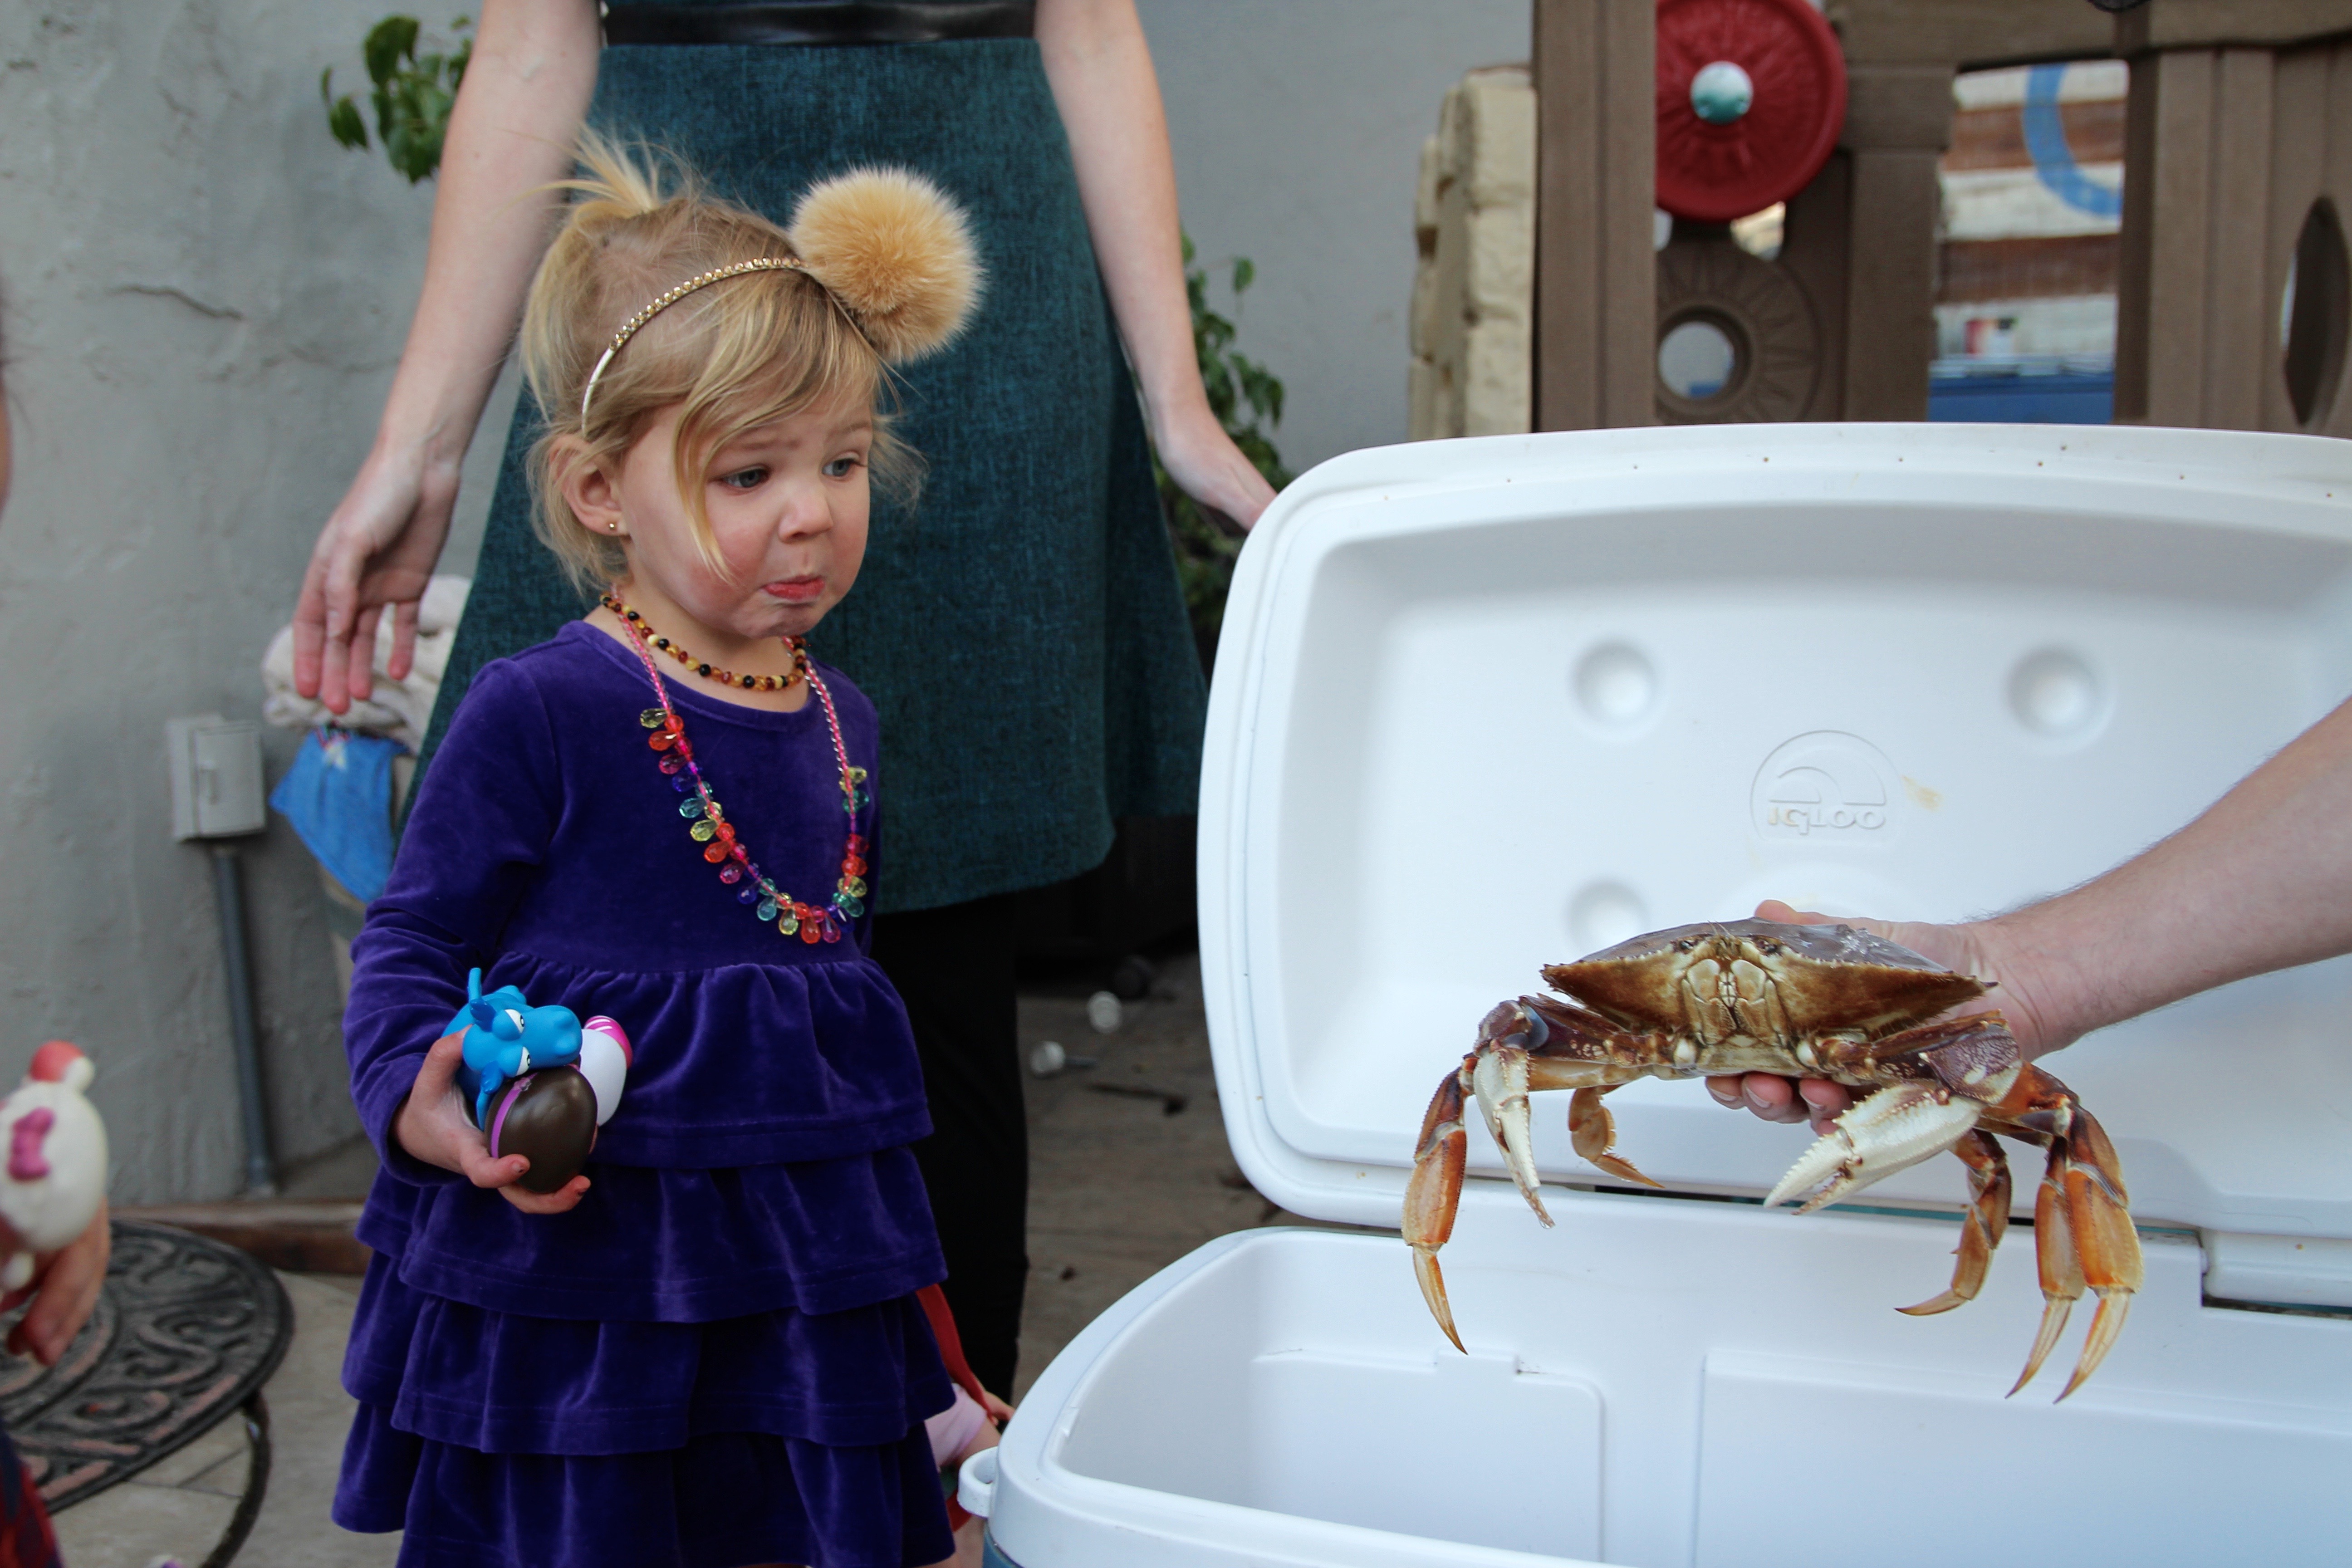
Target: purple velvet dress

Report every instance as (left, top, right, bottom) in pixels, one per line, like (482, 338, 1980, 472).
(333, 621, 956, 1568)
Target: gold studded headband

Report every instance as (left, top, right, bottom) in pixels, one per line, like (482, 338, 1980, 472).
(578, 257, 808, 424)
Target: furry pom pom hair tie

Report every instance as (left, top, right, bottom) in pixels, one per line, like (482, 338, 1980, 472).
(579, 166, 982, 422)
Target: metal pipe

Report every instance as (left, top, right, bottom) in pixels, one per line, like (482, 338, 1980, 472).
(210, 844, 277, 1195)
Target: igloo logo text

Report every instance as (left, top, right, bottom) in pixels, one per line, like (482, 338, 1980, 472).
(1751, 732, 1900, 839)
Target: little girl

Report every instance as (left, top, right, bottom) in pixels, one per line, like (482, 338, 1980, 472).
(333, 140, 994, 1568)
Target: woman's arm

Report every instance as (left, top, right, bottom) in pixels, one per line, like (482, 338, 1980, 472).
(294, 0, 601, 713)
(1034, 0, 1276, 532)
(1717, 691, 2352, 1129)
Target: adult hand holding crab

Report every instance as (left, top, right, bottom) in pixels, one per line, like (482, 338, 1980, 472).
(1705, 901, 2059, 1132)
(1717, 690, 2352, 1132)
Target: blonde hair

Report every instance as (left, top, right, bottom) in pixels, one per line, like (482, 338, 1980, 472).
(520, 134, 980, 591)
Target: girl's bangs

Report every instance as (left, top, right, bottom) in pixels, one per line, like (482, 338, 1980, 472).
(666, 280, 888, 577)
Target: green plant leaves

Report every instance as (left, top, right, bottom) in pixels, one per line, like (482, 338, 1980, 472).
(321, 69, 369, 150)
(323, 14, 473, 184)
(363, 16, 421, 87)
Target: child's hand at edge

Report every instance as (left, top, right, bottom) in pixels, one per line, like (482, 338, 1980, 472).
(0, 1200, 109, 1365)
(394, 1030, 591, 1215)
(935, 1391, 1015, 1568)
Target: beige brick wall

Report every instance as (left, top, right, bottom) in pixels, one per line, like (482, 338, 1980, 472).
(1410, 65, 1537, 440)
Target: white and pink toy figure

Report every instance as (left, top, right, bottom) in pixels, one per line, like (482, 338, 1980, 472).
(0, 1043, 106, 1292)
(576, 1016, 632, 1130)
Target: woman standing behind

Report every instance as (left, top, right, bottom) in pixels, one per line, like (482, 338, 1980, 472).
(293, 0, 1273, 1397)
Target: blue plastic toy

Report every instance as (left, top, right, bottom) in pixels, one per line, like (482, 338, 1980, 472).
(446, 968, 584, 1127)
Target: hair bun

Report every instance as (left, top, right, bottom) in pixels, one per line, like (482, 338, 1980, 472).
(787, 167, 981, 364)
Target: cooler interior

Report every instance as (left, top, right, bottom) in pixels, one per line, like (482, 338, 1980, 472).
(1047, 1220, 2352, 1568)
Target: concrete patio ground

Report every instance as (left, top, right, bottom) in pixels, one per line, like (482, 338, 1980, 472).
(47, 947, 1349, 1564)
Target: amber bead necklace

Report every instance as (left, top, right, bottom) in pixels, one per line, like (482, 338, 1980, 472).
(601, 592, 808, 692)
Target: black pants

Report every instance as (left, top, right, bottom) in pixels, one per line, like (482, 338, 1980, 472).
(870, 895, 1028, 1398)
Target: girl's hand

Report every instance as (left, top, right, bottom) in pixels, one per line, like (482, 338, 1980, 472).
(393, 1030, 591, 1215)
(935, 1391, 1015, 1568)
(292, 439, 461, 714)
(1706, 899, 2063, 1134)
(0, 1200, 110, 1366)
(1152, 403, 1276, 534)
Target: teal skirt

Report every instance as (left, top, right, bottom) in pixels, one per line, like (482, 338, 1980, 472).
(422, 36, 1206, 913)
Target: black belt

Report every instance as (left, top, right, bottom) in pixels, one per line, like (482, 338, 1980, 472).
(603, 2, 1035, 45)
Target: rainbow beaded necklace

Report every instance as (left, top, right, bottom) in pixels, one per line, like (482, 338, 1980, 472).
(610, 606, 871, 945)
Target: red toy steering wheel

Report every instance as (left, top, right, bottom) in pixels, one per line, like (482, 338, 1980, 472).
(1656, 0, 1847, 224)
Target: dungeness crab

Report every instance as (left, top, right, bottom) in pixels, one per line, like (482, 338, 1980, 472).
(1404, 919, 2142, 1400)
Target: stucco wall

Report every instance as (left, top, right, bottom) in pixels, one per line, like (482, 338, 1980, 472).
(1138, 0, 1530, 471)
(0, 0, 516, 1200)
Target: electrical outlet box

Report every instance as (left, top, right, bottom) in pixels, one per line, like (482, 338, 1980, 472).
(167, 715, 266, 840)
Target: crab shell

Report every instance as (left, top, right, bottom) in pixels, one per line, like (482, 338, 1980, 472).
(1543, 918, 1992, 1065)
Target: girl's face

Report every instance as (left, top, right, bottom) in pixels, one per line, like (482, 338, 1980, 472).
(570, 388, 872, 657)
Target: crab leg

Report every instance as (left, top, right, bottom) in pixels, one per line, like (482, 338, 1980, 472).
(1897, 1127, 2010, 1316)
(2011, 1156, 2082, 1397)
(2053, 1106, 2140, 1400)
(1567, 1085, 1662, 1188)
(1982, 1063, 2142, 1400)
(1404, 1058, 1474, 1352)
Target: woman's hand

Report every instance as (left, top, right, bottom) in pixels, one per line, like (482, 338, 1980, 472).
(393, 1030, 591, 1215)
(292, 0, 604, 710)
(1152, 402, 1276, 534)
(293, 441, 461, 713)
(1037, 0, 1280, 532)
(1, 1200, 109, 1366)
(1705, 899, 2067, 1134)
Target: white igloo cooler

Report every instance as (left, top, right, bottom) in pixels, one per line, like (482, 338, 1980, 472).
(969, 425, 2352, 1568)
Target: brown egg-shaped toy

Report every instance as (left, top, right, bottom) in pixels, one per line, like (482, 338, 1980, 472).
(486, 1068, 598, 1194)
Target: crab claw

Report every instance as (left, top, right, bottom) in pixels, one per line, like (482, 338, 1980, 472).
(1404, 1063, 1472, 1352)
(1404, 1001, 1562, 1352)
(1765, 1081, 1983, 1213)
(1473, 1039, 1551, 1227)
(1472, 1000, 1554, 1224)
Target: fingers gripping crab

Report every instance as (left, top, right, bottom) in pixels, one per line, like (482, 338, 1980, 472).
(1403, 920, 2143, 1400)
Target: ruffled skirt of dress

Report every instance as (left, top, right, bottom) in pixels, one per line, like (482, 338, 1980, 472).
(334, 1257, 956, 1568)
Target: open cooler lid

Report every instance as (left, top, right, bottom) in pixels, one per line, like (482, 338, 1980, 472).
(1199, 423, 2352, 1246)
